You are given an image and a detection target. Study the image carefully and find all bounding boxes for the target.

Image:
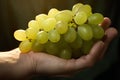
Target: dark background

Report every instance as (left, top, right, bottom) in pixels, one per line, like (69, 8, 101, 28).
(0, 0, 120, 80)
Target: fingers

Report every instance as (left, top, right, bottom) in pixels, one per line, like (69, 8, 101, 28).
(63, 28, 118, 73)
(60, 28, 118, 73)
(62, 41, 104, 73)
(104, 27, 118, 44)
(99, 17, 111, 30)
(99, 27, 118, 59)
(84, 41, 105, 66)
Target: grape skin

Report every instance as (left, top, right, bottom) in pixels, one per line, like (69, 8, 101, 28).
(48, 8, 59, 17)
(64, 27, 77, 43)
(19, 40, 32, 53)
(42, 18, 56, 32)
(55, 21, 68, 34)
(32, 40, 45, 52)
(48, 30, 60, 43)
(74, 11, 87, 25)
(78, 24, 93, 41)
(55, 10, 73, 23)
(91, 25, 105, 39)
(88, 13, 104, 25)
(14, 29, 27, 41)
(26, 27, 39, 39)
(59, 48, 72, 59)
(36, 31, 48, 44)
(72, 3, 83, 15)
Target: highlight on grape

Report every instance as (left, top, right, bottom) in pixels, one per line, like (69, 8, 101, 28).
(14, 3, 104, 59)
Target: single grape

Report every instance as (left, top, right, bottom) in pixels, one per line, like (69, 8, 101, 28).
(28, 20, 41, 30)
(59, 48, 72, 59)
(36, 31, 48, 44)
(26, 27, 39, 39)
(48, 8, 59, 17)
(91, 24, 105, 39)
(72, 3, 83, 15)
(14, 29, 27, 41)
(45, 41, 60, 56)
(64, 27, 77, 43)
(55, 21, 68, 34)
(78, 4, 92, 17)
(19, 40, 32, 53)
(74, 11, 87, 25)
(81, 40, 94, 54)
(48, 30, 60, 43)
(55, 38, 69, 51)
(42, 18, 56, 32)
(35, 14, 48, 22)
(70, 33, 83, 49)
(88, 13, 104, 25)
(77, 24, 93, 41)
(55, 10, 73, 23)
(35, 14, 48, 29)
(32, 40, 45, 52)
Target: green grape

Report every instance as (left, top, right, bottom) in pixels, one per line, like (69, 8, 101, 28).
(81, 40, 94, 54)
(91, 25, 105, 39)
(26, 27, 39, 39)
(32, 40, 45, 52)
(72, 3, 83, 15)
(48, 8, 59, 17)
(42, 18, 56, 32)
(19, 40, 32, 53)
(88, 13, 104, 25)
(48, 30, 60, 43)
(35, 14, 48, 29)
(45, 41, 59, 56)
(55, 21, 68, 34)
(55, 10, 73, 23)
(14, 29, 27, 41)
(70, 33, 83, 49)
(59, 48, 72, 59)
(77, 24, 93, 41)
(74, 11, 87, 25)
(78, 4, 92, 17)
(64, 27, 77, 43)
(55, 38, 69, 50)
(28, 20, 41, 30)
(35, 14, 48, 22)
(36, 31, 48, 44)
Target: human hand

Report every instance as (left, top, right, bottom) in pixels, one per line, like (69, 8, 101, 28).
(29, 17, 117, 75)
(0, 17, 118, 80)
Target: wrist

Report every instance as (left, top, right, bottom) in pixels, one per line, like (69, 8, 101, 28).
(0, 48, 20, 63)
(0, 48, 33, 79)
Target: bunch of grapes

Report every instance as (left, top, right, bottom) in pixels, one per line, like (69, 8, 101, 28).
(14, 3, 104, 59)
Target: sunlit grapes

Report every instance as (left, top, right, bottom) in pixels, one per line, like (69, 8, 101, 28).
(14, 2, 105, 59)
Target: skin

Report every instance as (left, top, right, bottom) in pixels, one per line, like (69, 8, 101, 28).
(0, 17, 118, 80)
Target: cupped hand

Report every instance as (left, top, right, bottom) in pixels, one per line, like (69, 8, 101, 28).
(30, 17, 117, 74)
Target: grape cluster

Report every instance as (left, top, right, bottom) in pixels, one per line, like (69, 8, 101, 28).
(14, 3, 104, 59)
